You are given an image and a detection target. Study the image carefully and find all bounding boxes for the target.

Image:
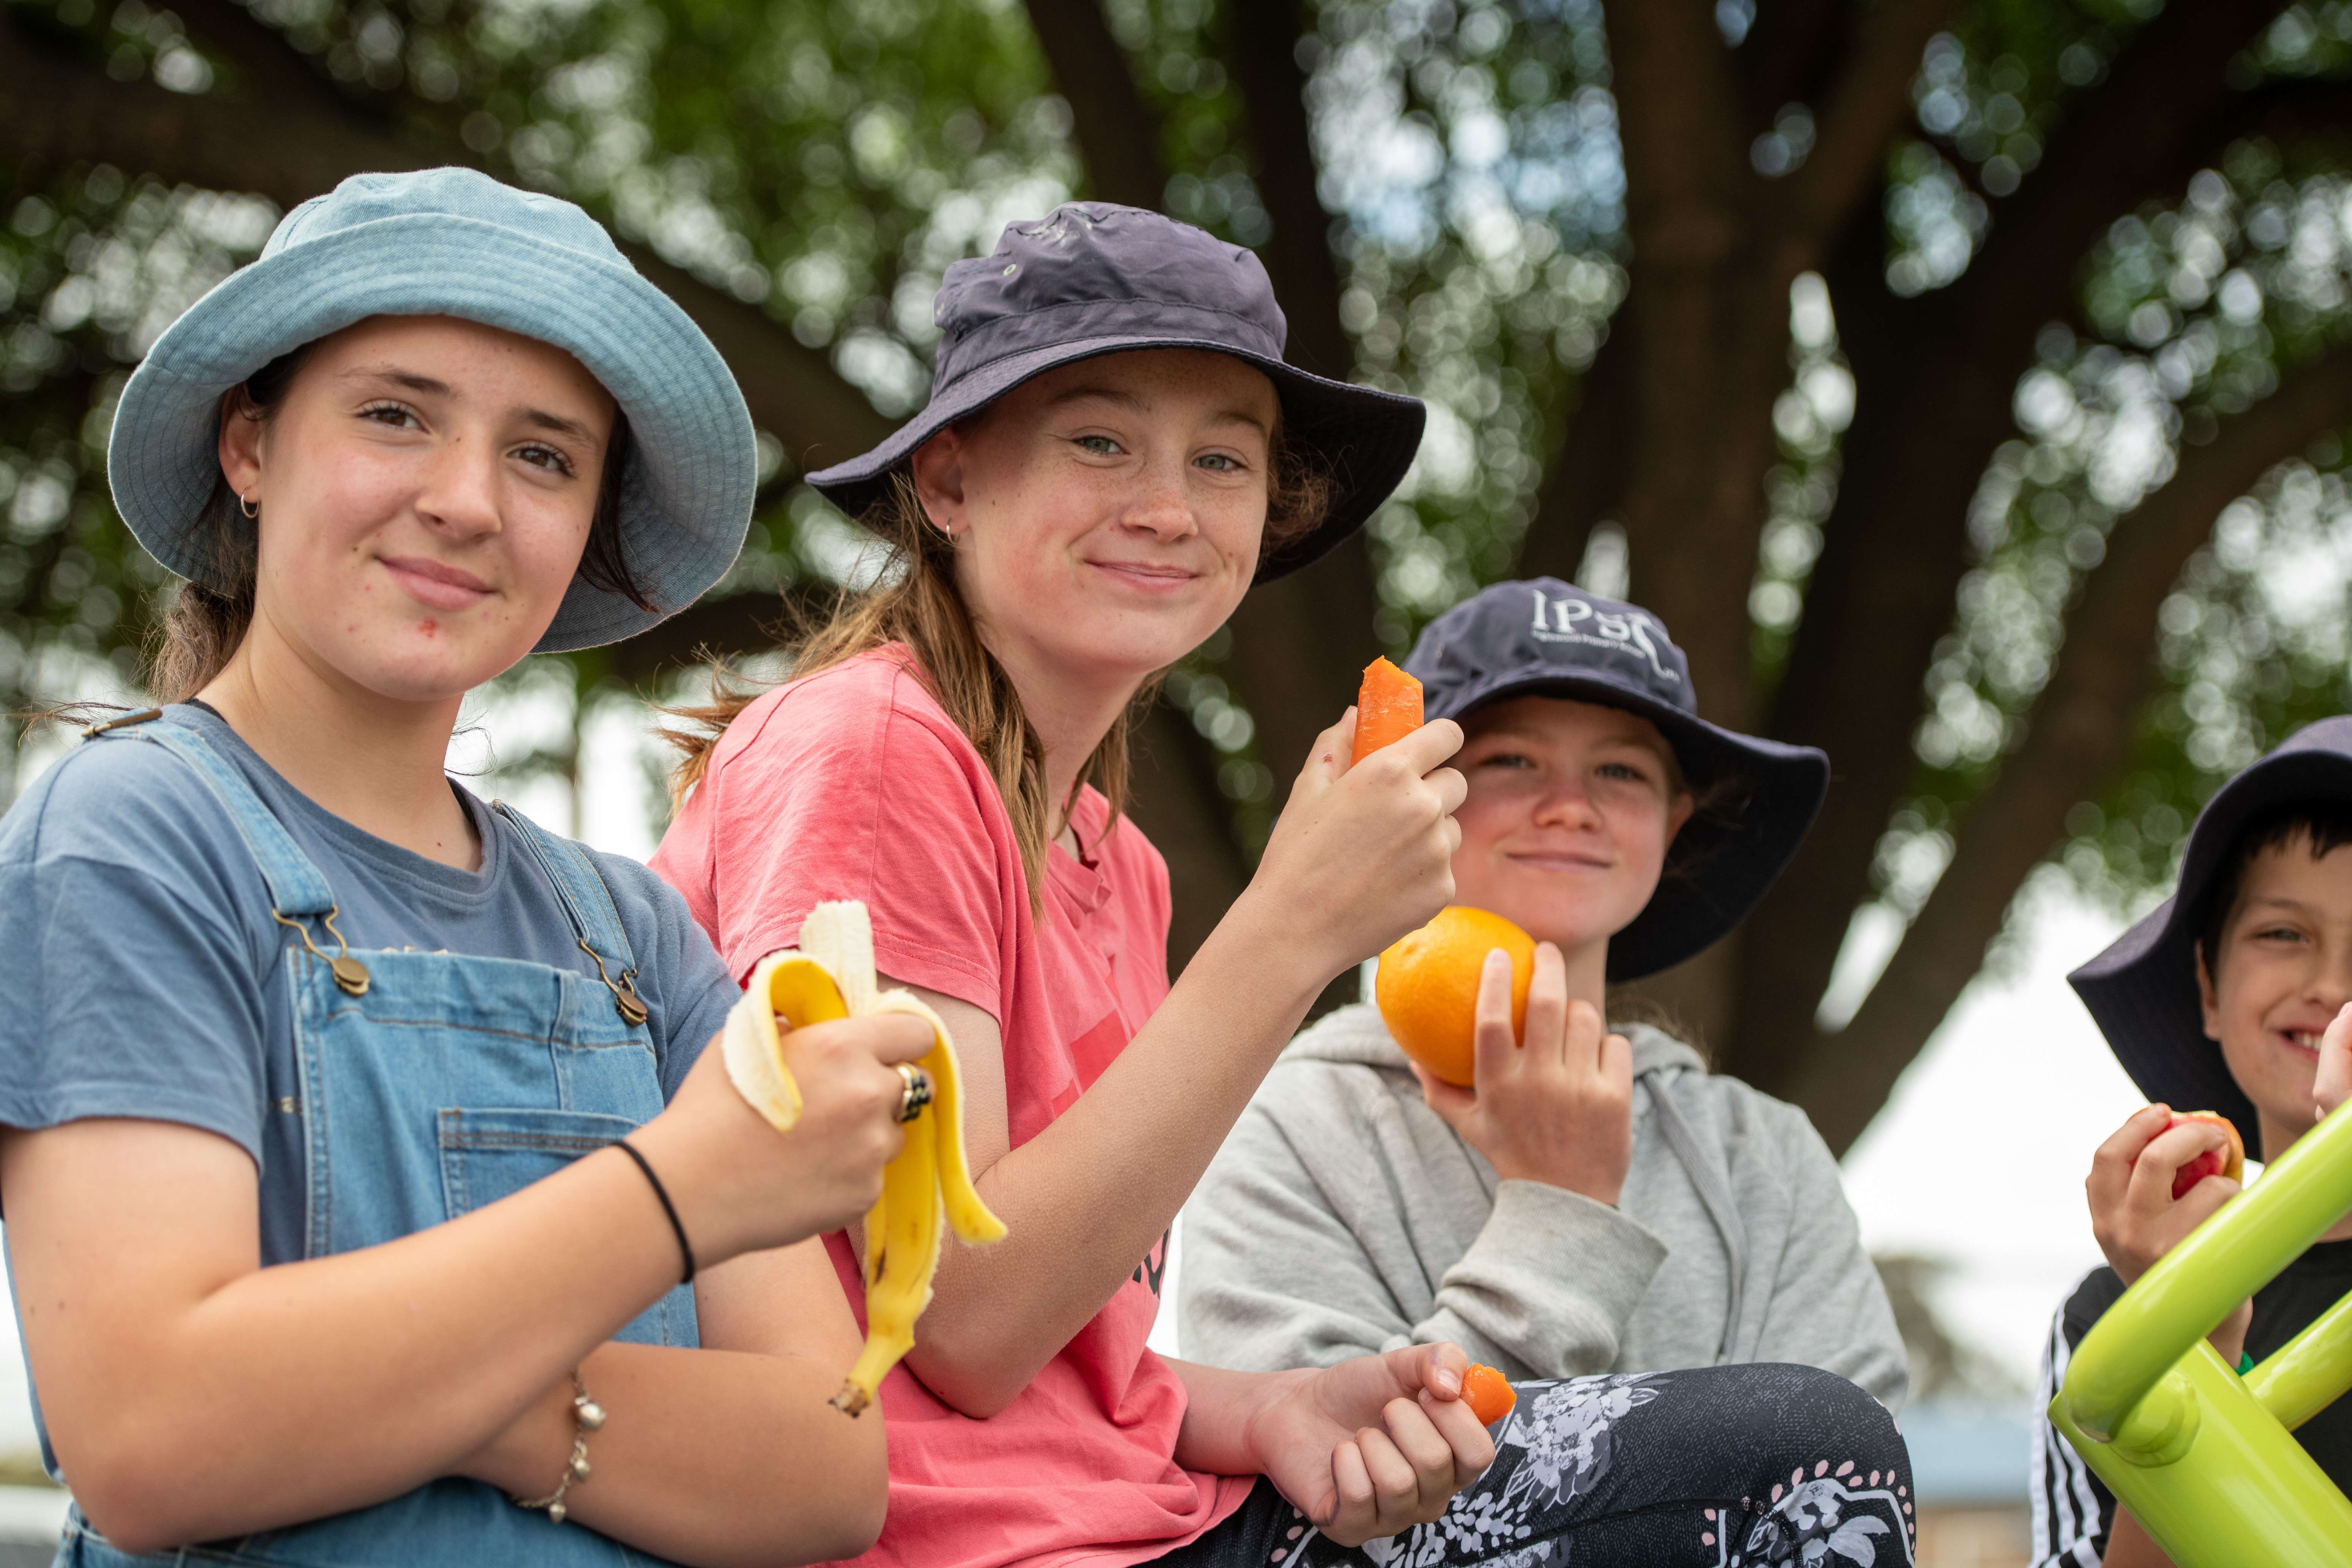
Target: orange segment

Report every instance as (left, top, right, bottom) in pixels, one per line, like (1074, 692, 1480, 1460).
(1375, 906, 1538, 1087)
(1351, 657, 1424, 765)
(1462, 1363, 1516, 1425)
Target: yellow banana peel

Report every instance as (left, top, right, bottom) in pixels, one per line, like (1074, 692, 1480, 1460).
(722, 900, 1007, 1415)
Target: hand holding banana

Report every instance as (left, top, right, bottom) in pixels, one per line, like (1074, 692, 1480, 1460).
(722, 901, 1007, 1415)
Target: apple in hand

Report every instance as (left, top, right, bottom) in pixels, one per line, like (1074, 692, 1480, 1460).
(2137, 1110, 2246, 1200)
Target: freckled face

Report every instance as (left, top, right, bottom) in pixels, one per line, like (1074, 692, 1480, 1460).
(1448, 695, 1694, 954)
(2198, 835, 2352, 1159)
(221, 313, 615, 703)
(910, 348, 1279, 689)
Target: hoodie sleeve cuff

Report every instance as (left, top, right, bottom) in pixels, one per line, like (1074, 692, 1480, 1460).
(1423, 1179, 1669, 1379)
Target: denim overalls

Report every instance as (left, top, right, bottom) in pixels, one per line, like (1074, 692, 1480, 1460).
(61, 718, 695, 1567)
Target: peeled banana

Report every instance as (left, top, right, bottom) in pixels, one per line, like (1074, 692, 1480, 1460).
(722, 900, 1007, 1415)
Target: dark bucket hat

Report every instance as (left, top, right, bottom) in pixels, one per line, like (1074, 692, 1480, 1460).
(1405, 577, 1830, 982)
(2069, 715, 2352, 1139)
(805, 202, 1424, 582)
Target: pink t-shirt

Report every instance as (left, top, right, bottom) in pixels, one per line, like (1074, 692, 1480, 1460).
(652, 648, 1252, 1568)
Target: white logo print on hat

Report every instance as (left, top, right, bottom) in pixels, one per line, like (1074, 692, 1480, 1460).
(1528, 589, 1680, 684)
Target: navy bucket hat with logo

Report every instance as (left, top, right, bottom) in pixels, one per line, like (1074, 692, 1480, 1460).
(1405, 577, 1831, 982)
(108, 167, 756, 653)
(2069, 715, 2352, 1141)
(806, 202, 1425, 582)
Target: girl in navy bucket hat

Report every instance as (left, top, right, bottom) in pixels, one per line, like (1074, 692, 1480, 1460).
(0, 168, 933, 1565)
(1182, 577, 1914, 1562)
(659, 211, 1907, 1568)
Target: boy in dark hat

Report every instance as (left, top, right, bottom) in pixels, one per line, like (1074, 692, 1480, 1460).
(1180, 578, 1907, 1410)
(2032, 717, 2352, 1567)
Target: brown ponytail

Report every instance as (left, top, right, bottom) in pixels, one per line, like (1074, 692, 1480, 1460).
(664, 426, 1333, 912)
(146, 342, 650, 705)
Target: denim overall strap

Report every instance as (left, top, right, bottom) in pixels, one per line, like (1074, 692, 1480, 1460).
(99, 721, 337, 918)
(493, 802, 648, 1030)
(57, 721, 692, 1568)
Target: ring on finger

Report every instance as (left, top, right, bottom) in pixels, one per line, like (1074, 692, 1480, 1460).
(895, 1063, 933, 1124)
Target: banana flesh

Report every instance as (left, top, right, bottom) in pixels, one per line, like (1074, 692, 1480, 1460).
(721, 900, 1007, 1415)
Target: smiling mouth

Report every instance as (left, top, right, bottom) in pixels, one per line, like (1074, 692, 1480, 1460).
(1087, 559, 1198, 584)
(380, 555, 492, 610)
(2285, 1030, 2327, 1053)
(1508, 852, 1613, 872)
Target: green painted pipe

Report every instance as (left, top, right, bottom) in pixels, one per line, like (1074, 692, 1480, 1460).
(2053, 1104, 2352, 1564)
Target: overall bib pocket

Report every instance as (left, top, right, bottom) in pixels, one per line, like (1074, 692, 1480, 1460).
(438, 1106, 694, 1348)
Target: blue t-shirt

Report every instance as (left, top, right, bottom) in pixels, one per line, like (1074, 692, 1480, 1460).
(0, 703, 738, 1266)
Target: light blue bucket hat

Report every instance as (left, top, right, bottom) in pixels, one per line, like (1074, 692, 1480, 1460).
(107, 167, 756, 652)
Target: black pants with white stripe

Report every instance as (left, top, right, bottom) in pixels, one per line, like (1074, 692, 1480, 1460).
(1155, 1363, 1912, 1568)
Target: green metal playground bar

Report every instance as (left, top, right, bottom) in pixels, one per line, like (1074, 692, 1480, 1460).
(2051, 1102, 2352, 1565)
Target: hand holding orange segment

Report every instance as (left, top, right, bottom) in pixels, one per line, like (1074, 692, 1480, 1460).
(1462, 1364, 1516, 1425)
(1351, 657, 1424, 765)
(1375, 906, 1538, 1087)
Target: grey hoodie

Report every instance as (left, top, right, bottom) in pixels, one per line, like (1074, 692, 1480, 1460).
(1177, 1004, 1907, 1411)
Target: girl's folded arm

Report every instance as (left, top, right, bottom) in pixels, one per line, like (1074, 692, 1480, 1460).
(3, 1019, 912, 1564)
(5, 1114, 684, 1552)
(457, 1240, 888, 1568)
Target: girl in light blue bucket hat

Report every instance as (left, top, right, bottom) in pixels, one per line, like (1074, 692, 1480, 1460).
(0, 168, 930, 1566)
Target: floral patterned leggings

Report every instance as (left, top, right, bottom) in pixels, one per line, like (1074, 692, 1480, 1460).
(1156, 1363, 1914, 1568)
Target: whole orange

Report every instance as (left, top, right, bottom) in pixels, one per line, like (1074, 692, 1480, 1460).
(1374, 906, 1537, 1087)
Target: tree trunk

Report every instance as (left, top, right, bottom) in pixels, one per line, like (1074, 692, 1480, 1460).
(1019, 0, 1166, 210)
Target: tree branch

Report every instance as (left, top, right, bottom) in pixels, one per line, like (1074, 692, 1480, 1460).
(166, 0, 387, 126)
(1209, 0, 1385, 789)
(1729, 0, 1849, 129)
(1018, 0, 1166, 210)
(1603, 0, 1785, 731)
(0, 21, 426, 204)
(1225, 0, 1351, 380)
(0, 27, 893, 469)
(1784, 0, 1965, 243)
(1793, 343, 2352, 1154)
(1516, 311, 1636, 583)
(621, 248, 895, 473)
(1726, 0, 2280, 1094)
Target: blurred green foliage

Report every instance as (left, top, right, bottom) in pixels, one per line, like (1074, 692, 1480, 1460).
(4, 0, 2352, 936)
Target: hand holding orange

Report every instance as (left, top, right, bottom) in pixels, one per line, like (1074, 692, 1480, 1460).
(1375, 906, 1538, 1087)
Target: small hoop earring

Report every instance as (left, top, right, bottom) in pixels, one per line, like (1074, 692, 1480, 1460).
(238, 492, 259, 520)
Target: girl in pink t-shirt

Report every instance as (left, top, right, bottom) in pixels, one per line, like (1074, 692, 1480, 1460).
(657, 205, 1903, 1568)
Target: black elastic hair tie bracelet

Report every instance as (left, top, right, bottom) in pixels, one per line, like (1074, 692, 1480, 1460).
(614, 1140, 696, 1284)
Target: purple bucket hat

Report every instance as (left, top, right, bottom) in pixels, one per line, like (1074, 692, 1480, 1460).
(2069, 715, 2352, 1139)
(805, 203, 1425, 582)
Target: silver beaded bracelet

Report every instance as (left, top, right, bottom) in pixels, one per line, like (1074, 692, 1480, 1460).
(510, 1372, 607, 1524)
